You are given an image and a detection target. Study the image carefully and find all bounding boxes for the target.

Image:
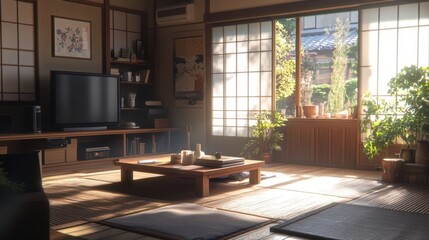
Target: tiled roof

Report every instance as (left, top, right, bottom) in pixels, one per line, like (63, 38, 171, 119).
(302, 28, 358, 52)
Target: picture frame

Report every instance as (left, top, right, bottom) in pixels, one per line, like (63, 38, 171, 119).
(52, 16, 91, 59)
(174, 36, 204, 108)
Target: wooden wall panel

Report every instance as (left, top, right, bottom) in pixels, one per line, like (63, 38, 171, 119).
(282, 118, 359, 168)
(330, 127, 344, 165)
(316, 127, 330, 164)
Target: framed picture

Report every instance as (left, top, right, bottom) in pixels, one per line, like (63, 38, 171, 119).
(52, 16, 91, 59)
(174, 36, 204, 108)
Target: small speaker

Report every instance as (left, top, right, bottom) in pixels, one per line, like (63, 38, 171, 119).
(33, 105, 42, 133)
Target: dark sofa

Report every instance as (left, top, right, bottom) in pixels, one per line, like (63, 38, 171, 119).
(0, 152, 50, 240)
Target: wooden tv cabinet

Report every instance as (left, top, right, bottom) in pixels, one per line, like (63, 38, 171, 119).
(0, 128, 185, 175)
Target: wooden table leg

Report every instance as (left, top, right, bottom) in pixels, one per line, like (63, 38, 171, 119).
(249, 167, 261, 184)
(121, 168, 133, 184)
(195, 176, 209, 197)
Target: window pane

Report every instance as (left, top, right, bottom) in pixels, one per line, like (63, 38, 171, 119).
(419, 26, 429, 66)
(113, 11, 126, 30)
(19, 25, 34, 50)
(19, 51, 35, 66)
(225, 73, 236, 96)
(261, 21, 272, 39)
(421, 2, 429, 25)
(225, 54, 236, 72)
(261, 52, 272, 71)
(3, 50, 18, 65)
(237, 97, 248, 110)
(224, 26, 236, 42)
(127, 13, 141, 32)
(249, 72, 260, 96)
(399, 4, 418, 28)
(212, 74, 223, 97)
(361, 31, 378, 66)
(237, 24, 248, 41)
(237, 73, 248, 96)
(237, 53, 248, 72)
(212, 97, 223, 110)
(249, 97, 260, 111)
(212, 126, 223, 136)
(1, 0, 17, 22)
(2, 22, 18, 49)
(380, 6, 397, 29)
(261, 39, 272, 51)
(212, 55, 223, 73)
(249, 52, 260, 71)
(237, 127, 248, 137)
(361, 8, 379, 30)
(213, 43, 223, 54)
(378, 29, 397, 95)
(237, 42, 248, 53)
(225, 97, 236, 110)
(18, 2, 34, 25)
(398, 27, 418, 70)
(261, 71, 272, 96)
(249, 23, 260, 40)
(213, 27, 224, 43)
(3, 66, 18, 92)
(225, 42, 236, 53)
(249, 40, 260, 52)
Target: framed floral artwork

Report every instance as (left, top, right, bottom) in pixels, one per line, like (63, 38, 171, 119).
(52, 16, 91, 59)
(174, 36, 204, 107)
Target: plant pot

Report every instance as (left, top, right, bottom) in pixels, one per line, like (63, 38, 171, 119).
(261, 152, 272, 164)
(400, 148, 416, 163)
(303, 105, 318, 118)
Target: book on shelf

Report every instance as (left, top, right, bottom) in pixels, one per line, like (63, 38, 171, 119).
(143, 69, 150, 83)
(110, 68, 120, 75)
(145, 100, 162, 107)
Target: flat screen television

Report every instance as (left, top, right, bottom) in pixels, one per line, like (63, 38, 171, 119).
(51, 71, 120, 131)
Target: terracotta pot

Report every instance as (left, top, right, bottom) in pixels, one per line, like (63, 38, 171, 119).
(303, 105, 318, 118)
(261, 152, 272, 164)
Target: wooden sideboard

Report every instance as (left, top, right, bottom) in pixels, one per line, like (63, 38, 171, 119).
(277, 118, 360, 168)
(0, 128, 185, 174)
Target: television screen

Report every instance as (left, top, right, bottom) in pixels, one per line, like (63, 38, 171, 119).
(51, 71, 120, 131)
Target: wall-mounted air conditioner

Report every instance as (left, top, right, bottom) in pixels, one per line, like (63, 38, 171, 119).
(156, 3, 195, 26)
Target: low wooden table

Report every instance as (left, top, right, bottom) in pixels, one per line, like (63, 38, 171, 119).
(114, 154, 265, 197)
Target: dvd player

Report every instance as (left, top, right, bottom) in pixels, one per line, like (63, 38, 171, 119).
(45, 138, 68, 149)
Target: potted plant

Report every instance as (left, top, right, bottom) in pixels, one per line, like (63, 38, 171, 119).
(242, 111, 287, 163)
(361, 65, 429, 163)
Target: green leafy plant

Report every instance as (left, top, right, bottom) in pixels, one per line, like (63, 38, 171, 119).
(242, 111, 287, 159)
(361, 65, 429, 162)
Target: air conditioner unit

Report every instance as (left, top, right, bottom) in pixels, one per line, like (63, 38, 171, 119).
(156, 3, 195, 26)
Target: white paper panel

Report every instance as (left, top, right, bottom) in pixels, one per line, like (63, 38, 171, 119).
(2, 66, 18, 92)
(249, 23, 260, 40)
(378, 29, 397, 95)
(113, 11, 126, 30)
(18, 2, 34, 25)
(361, 8, 379, 31)
(2, 22, 18, 49)
(2, 50, 18, 65)
(419, 26, 429, 67)
(1, 0, 17, 22)
(361, 31, 378, 67)
(212, 55, 224, 73)
(237, 24, 248, 41)
(19, 51, 35, 66)
(225, 73, 237, 97)
(399, 4, 418, 28)
(127, 14, 141, 32)
(398, 27, 418, 71)
(19, 25, 34, 50)
(212, 74, 224, 97)
(224, 25, 236, 42)
(249, 72, 260, 96)
(212, 27, 224, 43)
(380, 6, 397, 29)
(225, 54, 236, 73)
(237, 53, 248, 72)
(237, 73, 248, 96)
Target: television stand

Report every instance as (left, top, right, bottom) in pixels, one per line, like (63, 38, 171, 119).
(0, 128, 185, 175)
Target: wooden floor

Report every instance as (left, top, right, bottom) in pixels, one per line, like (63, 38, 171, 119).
(43, 162, 429, 240)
